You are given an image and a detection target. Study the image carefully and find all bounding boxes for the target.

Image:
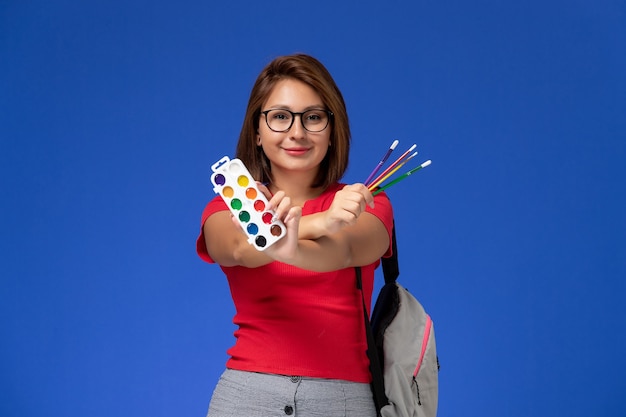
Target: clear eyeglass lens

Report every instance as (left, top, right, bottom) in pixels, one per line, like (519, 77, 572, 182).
(266, 110, 328, 132)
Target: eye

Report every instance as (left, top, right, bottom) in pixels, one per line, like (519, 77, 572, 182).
(270, 110, 291, 120)
(305, 110, 325, 122)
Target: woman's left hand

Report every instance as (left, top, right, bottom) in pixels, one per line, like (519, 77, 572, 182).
(262, 190, 302, 263)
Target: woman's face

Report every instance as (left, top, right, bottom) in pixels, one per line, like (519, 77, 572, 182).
(257, 78, 331, 179)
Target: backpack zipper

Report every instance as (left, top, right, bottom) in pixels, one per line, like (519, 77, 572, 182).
(413, 376, 422, 405)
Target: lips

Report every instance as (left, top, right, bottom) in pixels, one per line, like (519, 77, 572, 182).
(283, 147, 310, 156)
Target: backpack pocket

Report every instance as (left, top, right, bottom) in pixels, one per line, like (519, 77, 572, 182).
(412, 314, 438, 417)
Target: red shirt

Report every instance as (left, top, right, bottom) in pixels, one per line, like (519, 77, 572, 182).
(196, 183, 393, 382)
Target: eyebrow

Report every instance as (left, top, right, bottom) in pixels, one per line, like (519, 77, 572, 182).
(264, 104, 326, 111)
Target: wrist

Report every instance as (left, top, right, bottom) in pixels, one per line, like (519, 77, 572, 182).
(299, 212, 330, 240)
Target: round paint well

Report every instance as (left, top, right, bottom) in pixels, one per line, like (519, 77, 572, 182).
(237, 175, 249, 187)
(245, 187, 257, 199)
(239, 211, 250, 223)
(255, 236, 267, 248)
(246, 223, 259, 235)
(214, 174, 226, 186)
(270, 225, 282, 237)
(254, 200, 265, 212)
(229, 162, 243, 174)
(262, 212, 273, 224)
(222, 186, 234, 198)
(230, 198, 242, 210)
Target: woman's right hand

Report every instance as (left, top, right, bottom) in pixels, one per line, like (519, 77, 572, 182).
(321, 183, 375, 235)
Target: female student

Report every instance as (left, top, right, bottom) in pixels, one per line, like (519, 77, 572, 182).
(197, 53, 393, 417)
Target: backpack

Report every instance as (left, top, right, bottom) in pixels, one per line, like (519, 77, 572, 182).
(356, 223, 439, 417)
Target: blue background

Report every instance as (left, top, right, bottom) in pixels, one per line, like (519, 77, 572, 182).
(2, 1, 625, 416)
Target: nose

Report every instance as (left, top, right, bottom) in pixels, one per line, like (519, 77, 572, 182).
(288, 114, 306, 137)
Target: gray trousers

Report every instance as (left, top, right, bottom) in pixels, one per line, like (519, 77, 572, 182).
(206, 369, 377, 417)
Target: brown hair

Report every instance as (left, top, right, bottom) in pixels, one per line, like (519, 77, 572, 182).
(235, 54, 350, 189)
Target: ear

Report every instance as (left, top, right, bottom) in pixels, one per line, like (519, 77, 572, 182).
(256, 136, 262, 146)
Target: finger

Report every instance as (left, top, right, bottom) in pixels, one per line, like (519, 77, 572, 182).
(354, 183, 375, 208)
(340, 189, 368, 216)
(284, 206, 302, 224)
(267, 190, 286, 211)
(256, 182, 272, 199)
(342, 200, 364, 219)
(274, 196, 292, 220)
(344, 183, 374, 208)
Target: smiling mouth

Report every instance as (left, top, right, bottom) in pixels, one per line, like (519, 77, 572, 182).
(283, 148, 310, 156)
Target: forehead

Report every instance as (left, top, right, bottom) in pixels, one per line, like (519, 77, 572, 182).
(263, 78, 324, 108)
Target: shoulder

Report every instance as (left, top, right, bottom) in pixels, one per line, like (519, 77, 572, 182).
(200, 194, 229, 224)
(196, 195, 229, 263)
(366, 191, 394, 256)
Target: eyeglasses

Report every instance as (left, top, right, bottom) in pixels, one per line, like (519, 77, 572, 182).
(261, 108, 333, 133)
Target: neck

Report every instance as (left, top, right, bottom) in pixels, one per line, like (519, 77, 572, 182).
(269, 169, 325, 206)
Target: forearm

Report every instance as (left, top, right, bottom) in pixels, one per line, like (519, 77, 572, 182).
(253, 184, 389, 271)
(204, 213, 274, 268)
(232, 239, 274, 268)
(278, 235, 353, 272)
(298, 212, 330, 240)
(272, 211, 390, 271)
(233, 213, 329, 267)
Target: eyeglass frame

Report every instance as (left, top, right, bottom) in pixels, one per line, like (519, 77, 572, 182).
(260, 108, 334, 133)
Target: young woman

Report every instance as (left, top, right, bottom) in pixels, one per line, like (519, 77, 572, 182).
(196, 54, 393, 417)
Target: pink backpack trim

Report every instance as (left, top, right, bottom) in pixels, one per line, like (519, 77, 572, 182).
(413, 314, 432, 378)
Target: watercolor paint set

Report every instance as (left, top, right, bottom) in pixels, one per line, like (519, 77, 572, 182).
(210, 156, 286, 251)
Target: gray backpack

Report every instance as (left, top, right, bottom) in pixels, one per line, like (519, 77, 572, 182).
(356, 224, 439, 417)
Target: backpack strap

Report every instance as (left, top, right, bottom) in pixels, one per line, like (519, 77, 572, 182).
(356, 221, 398, 414)
(381, 222, 399, 284)
(356, 267, 387, 413)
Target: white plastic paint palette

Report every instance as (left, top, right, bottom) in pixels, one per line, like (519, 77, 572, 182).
(210, 156, 286, 251)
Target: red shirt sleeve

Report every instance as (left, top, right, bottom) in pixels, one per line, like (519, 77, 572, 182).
(365, 190, 394, 258)
(195, 195, 228, 263)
